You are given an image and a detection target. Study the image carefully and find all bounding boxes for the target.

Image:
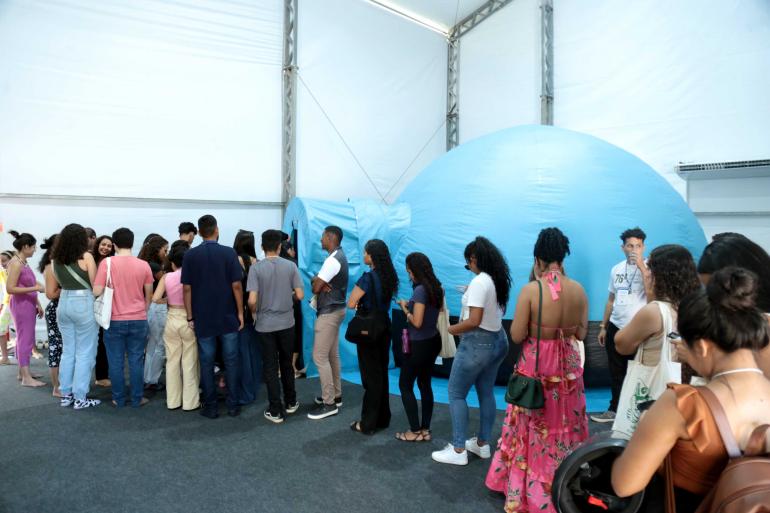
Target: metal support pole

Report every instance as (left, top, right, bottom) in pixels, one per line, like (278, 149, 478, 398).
(540, 0, 554, 125)
(446, 35, 460, 150)
(282, 0, 298, 216)
(446, 0, 514, 150)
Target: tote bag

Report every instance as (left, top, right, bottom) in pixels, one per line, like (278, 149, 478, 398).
(93, 257, 113, 330)
(612, 301, 680, 439)
(437, 297, 456, 358)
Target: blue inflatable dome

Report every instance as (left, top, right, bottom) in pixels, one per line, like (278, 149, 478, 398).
(285, 125, 707, 374)
(393, 124, 707, 320)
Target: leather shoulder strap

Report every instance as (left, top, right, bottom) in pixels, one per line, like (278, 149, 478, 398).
(698, 386, 741, 458)
(744, 424, 770, 456)
(535, 280, 542, 373)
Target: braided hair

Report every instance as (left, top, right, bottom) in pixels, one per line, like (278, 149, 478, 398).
(533, 227, 570, 264)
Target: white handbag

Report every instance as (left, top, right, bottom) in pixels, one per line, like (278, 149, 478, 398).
(612, 301, 681, 439)
(437, 297, 456, 359)
(93, 257, 113, 330)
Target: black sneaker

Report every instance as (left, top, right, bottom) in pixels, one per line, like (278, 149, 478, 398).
(314, 396, 343, 407)
(307, 403, 339, 420)
(264, 410, 285, 424)
(285, 401, 300, 414)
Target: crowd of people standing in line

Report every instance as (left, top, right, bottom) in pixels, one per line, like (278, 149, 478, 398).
(2, 217, 770, 513)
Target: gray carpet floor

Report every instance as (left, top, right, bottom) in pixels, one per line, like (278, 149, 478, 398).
(0, 352, 609, 513)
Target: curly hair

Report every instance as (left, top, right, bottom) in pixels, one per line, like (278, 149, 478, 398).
(697, 232, 770, 312)
(38, 234, 59, 273)
(138, 235, 168, 264)
(620, 227, 647, 243)
(51, 224, 89, 267)
(648, 244, 701, 305)
(364, 239, 399, 303)
(464, 236, 511, 311)
(679, 267, 769, 353)
(91, 235, 115, 268)
(533, 227, 570, 264)
(405, 252, 444, 308)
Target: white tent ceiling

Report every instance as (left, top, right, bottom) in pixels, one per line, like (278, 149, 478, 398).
(370, 0, 490, 33)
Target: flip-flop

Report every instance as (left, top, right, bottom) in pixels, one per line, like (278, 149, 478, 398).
(395, 431, 426, 442)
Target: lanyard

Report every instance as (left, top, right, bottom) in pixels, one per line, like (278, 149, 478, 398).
(624, 263, 639, 286)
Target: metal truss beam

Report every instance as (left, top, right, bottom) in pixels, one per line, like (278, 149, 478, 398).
(446, 36, 460, 150)
(446, 0, 514, 150)
(450, 0, 514, 40)
(282, 0, 298, 214)
(540, 0, 553, 125)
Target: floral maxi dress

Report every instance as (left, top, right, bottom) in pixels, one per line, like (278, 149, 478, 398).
(485, 331, 589, 512)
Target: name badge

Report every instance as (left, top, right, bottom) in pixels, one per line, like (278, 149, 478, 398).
(616, 287, 631, 306)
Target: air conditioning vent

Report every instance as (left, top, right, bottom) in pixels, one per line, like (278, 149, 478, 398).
(677, 159, 770, 180)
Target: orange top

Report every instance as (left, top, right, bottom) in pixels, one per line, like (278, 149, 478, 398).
(667, 383, 729, 495)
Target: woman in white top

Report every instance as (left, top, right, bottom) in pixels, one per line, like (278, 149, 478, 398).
(616, 245, 701, 377)
(432, 236, 511, 466)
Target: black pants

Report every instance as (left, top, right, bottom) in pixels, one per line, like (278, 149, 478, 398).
(399, 333, 442, 432)
(95, 327, 109, 381)
(357, 325, 392, 432)
(292, 300, 304, 371)
(605, 321, 635, 412)
(258, 327, 297, 415)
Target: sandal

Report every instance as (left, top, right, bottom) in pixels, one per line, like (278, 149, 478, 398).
(350, 421, 375, 435)
(395, 430, 425, 442)
(420, 429, 432, 441)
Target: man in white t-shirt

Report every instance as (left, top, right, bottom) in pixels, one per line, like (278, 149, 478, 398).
(590, 227, 649, 423)
(307, 226, 349, 420)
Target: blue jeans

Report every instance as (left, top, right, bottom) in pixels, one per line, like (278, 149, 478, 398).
(238, 327, 262, 406)
(198, 331, 240, 411)
(57, 290, 98, 401)
(447, 328, 508, 449)
(143, 302, 167, 385)
(104, 320, 149, 407)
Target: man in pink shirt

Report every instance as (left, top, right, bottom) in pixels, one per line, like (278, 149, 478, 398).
(93, 228, 154, 408)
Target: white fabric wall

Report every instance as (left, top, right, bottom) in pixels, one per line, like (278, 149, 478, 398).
(296, 0, 447, 203)
(456, 0, 770, 201)
(554, 0, 770, 195)
(0, 0, 283, 202)
(688, 177, 770, 251)
(458, 0, 541, 143)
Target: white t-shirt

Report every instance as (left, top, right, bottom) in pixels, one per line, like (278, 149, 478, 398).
(317, 250, 341, 283)
(461, 272, 503, 331)
(608, 259, 647, 328)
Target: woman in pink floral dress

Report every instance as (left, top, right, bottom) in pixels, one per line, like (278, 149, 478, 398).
(486, 228, 589, 512)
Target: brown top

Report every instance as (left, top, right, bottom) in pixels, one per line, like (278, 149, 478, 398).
(667, 383, 729, 495)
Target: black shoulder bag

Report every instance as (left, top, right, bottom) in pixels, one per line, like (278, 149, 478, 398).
(345, 273, 387, 345)
(504, 279, 545, 409)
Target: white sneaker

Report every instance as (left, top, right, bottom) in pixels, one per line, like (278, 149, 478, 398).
(431, 444, 468, 466)
(465, 437, 491, 459)
(73, 398, 101, 410)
